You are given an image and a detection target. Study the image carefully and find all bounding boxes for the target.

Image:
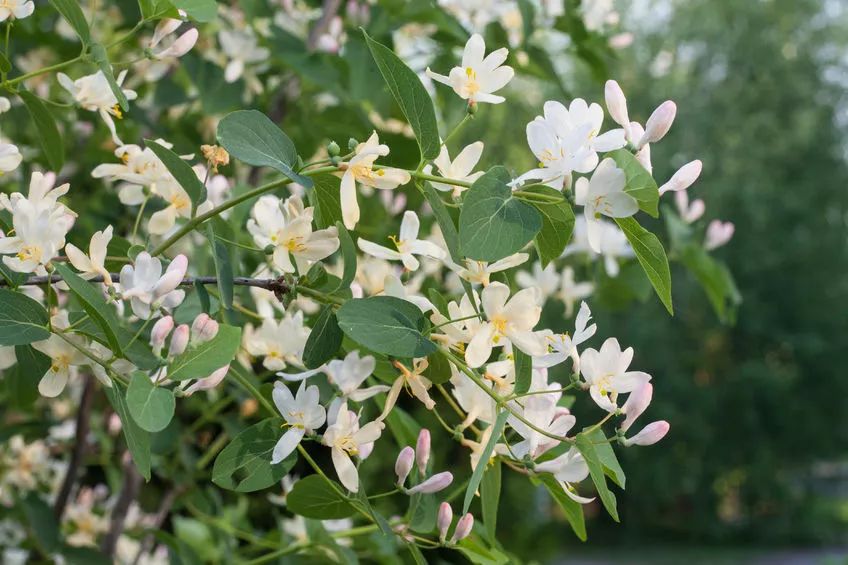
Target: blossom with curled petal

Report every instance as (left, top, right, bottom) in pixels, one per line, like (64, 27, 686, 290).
(64, 225, 114, 284)
(425, 142, 485, 197)
(535, 447, 594, 504)
(119, 253, 187, 319)
(574, 158, 638, 253)
(580, 337, 651, 412)
(426, 34, 514, 104)
(357, 211, 445, 272)
(321, 401, 384, 493)
(271, 381, 326, 464)
(57, 71, 137, 146)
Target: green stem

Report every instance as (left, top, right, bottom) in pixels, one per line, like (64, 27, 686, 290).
(506, 384, 577, 401)
(132, 196, 149, 241)
(229, 365, 275, 416)
(441, 113, 473, 149)
(4, 55, 83, 88)
(296, 285, 345, 306)
(410, 170, 472, 188)
(428, 312, 482, 333)
(195, 432, 228, 471)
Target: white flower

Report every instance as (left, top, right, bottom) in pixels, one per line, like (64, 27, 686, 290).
(565, 217, 634, 277)
(119, 253, 187, 319)
(580, 337, 651, 412)
(32, 333, 87, 398)
(659, 160, 702, 195)
(149, 18, 198, 60)
(64, 225, 113, 284)
(450, 365, 497, 428)
(426, 142, 485, 197)
(57, 71, 138, 145)
(705, 220, 734, 250)
(272, 382, 326, 464)
(147, 181, 193, 235)
(535, 447, 594, 503)
(0, 143, 22, 173)
(535, 301, 597, 370)
(0, 0, 34, 22)
(426, 34, 514, 104)
(243, 312, 310, 371)
(575, 158, 638, 253)
(558, 266, 594, 317)
(446, 252, 528, 286)
(321, 401, 384, 492)
(515, 261, 560, 301)
(279, 350, 391, 402)
(675, 190, 705, 224)
(92, 143, 171, 190)
(218, 29, 269, 83)
(247, 195, 339, 274)
(429, 293, 480, 351)
(507, 370, 575, 459)
(358, 211, 445, 271)
(465, 282, 546, 368)
(623, 420, 670, 446)
(381, 358, 437, 414)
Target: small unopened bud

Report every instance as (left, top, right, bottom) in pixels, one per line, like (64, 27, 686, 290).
(168, 324, 190, 356)
(466, 100, 478, 114)
(150, 18, 182, 48)
(437, 502, 453, 543)
(191, 313, 219, 342)
(604, 80, 630, 131)
(659, 160, 702, 195)
(327, 141, 340, 156)
(408, 471, 453, 495)
(705, 220, 735, 250)
(183, 364, 229, 395)
(263, 244, 276, 255)
(450, 513, 474, 543)
(416, 428, 430, 475)
(201, 144, 230, 172)
(623, 420, 670, 446)
(620, 382, 653, 432)
(638, 100, 676, 148)
(395, 446, 415, 486)
(150, 315, 174, 354)
(154, 28, 198, 59)
(347, 138, 359, 151)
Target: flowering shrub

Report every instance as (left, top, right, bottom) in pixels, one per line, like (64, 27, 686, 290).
(0, 1, 739, 563)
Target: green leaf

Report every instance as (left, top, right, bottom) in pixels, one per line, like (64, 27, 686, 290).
(582, 427, 625, 489)
(302, 306, 343, 369)
(49, 0, 91, 44)
(21, 492, 60, 553)
(216, 110, 312, 187)
(408, 492, 438, 533)
(575, 431, 619, 521)
(127, 371, 176, 433)
(167, 324, 241, 381)
(205, 224, 234, 316)
(286, 474, 356, 519)
(67, 313, 160, 371)
(362, 30, 440, 160)
(0, 52, 11, 74)
(538, 474, 586, 541)
(0, 259, 27, 288)
(456, 535, 510, 565)
(146, 139, 206, 212)
(308, 173, 344, 229)
(463, 410, 508, 513)
(54, 263, 123, 354)
(481, 459, 501, 542)
(423, 349, 452, 385)
(680, 244, 741, 324)
(89, 44, 129, 112)
(212, 418, 297, 492)
(459, 167, 542, 262)
(336, 296, 436, 358)
(614, 217, 673, 314)
(332, 221, 357, 293)
(104, 383, 151, 480)
(5, 345, 49, 408)
(512, 349, 533, 396)
(18, 89, 64, 171)
(525, 185, 575, 267)
(0, 289, 50, 345)
(609, 149, 659, 218)
(172, 0, 217, 22)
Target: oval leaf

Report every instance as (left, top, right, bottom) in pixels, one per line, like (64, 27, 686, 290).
(18, 90, 64, 172)
(167, 324, 242, 381)
(609, 149, 659, 218)
(286, 475, 356, 519)
(212, 418, 298, 492)
(0, 288, 51, 345)
(49, 0, 91, 44)
(54, 263, 123, 354)
(127, 371, 175, 433)
(336, 296, 436, 358)
(525, 185, 575, 267)
(614, 217, 673, 315)
(302, 306, 343, 369)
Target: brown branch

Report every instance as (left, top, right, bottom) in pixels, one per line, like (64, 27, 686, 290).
(306, 0, 343, 50)
(100, 455, 143, 557)
(54, 374, 96, 519)
(130, 484, 186, 565)
(1, 274, 290, 296)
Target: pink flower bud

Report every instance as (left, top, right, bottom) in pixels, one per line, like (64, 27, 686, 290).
(675, 191, 705, 224)
(416, 428, 430, 475)
(437, 502, 453, 543)
(150, 315, 174, 353)
(624, 420, 670, 446)
(150, 18, 182, 48)
(604, 80, 630, 131)
(183, 364, 229, 395)
(191, 313, 219, 342)
(395, 446, 415, 486)
(155, 28, 198, 59)
(620, 382, 652, 432)
(408, 471, 453, 495)
(659, 160, 703, 195)
(638, 100, 677, 148)
(168, 324, 190, 356)
(705, 220, 735, 250)
(450, 512, 474, 543)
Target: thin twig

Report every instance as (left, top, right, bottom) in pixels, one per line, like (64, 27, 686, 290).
(101, 455, 143, 557)
(54, 374, 96, 519)
(2, 274, 291, 295)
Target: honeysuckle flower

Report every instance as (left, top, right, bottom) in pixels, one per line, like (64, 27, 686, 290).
(426, 142, 485, 196)
(92, 143, 172, 191)
(321, 401, 385, 493)
(637, 100, 677, 149)
(32, 329, 87, 398)
(0, 0, 34, 22)
(429, 293, 480, 351)
(64, 225, 113, 284)
(535, 447, 593, 504)
(437, 502, 452, 543)
(147, 181, 192, 235)
(408, 471, 453, 494)
(119, 253, 187, 319)
(0, 171, 71, 215)
(168, 324, 190, 356)
(338, 132, 411, 229)
(183, 364, 230, 396)
(659, 159, 702, 195)
(604, 80, 630, 139)
(382, 358, 436, 414)
(57, 70, 138, 145)
(508, 373, 576, 459)
(243, 312, 310, 371)
(451, 513, 474, 543)
(358, 211, 445, 271)
(575, 158, 638, 253)
(150, 20, 198, 60)
(445, 252, 528, 286)
(191, 313, 219, 342)
(580, 337, 651, 412)
(395, 446, 415, 486)
(218, 29, 270, 83)
(450, 366, 497, 428)
(558, 266, 594, 317)
(675, 190, 705, 224)
(514, 118, 592, 190)
(149, 316, 174, 355)
(705, 219, 735, 250)
(0, 143, 22, 173)
(543, 99, 626, 169)
(0, 205, 72, 273)
(565, 217, 633, 277)
(271, 382, 327, 464)
(280, 350, 390, 401)
(465, 282, 546, 368)
(620, 381, 653, 432)
(515, 261, 560, 301)
(535, 301, 597, 370)
(623, 420, 670, 446)
(416, 428, 430, 475)
(425, 34, 514, 104)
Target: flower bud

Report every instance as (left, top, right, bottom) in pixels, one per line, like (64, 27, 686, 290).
(168, 324, 190, 356)
(150, 18, 182, 48)
(348, 137, 359, 151)
(416, 428, 430, 475)
(263, 244, 276, 255)
(638, 100, 677, 148)
(620, 382, 652, 432)
(450, 513, 474, 543)
(659, 160, 702, 195)
(437, 502, 453, 543)
(395, 446, 415, 486)
(466, 100, 478, 114)
(407, 471, 453, 495)
(191, 313, 219, 342)
(154, 28, 198, 59)
(624, 420, 670, 446)
(183, 364, 229, 396)
(327, 141, 340, 156)
(604, 80, 630, 130)
(150, 315, 174, 354)
(705, 220, 735, 250)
